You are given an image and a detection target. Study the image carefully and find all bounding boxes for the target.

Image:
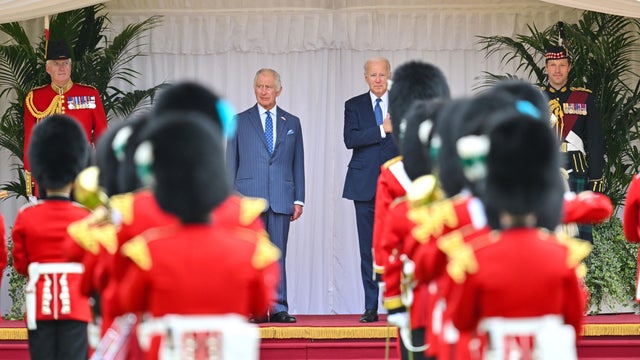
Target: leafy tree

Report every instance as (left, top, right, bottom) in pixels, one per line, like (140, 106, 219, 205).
(0, 4, 165, 200)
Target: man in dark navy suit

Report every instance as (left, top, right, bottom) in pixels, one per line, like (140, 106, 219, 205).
(226, 68, 305, 323)
(342, 57, 398, 323)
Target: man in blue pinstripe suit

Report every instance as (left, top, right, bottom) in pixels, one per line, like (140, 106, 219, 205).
(343, 57, 398, 323)
(226, 68, 305, 323)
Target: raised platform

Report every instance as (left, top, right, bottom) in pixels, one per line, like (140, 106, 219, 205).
(0, 314, 638, 359)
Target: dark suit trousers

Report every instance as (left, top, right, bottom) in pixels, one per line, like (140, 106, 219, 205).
(28, 320, 88, 360)
(354, 199, 379, 311)
(262, 208, 292, 313)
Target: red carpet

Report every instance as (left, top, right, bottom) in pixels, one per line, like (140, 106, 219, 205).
(0, 314, 639, 359)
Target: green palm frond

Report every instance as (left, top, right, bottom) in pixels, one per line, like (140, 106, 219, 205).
(107, 85, 169, 119)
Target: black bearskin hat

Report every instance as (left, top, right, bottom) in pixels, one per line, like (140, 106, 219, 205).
(483, 111, 563, 231)
(490, 79, 550, 122)
(435, 80, 550, 198)
(153, 81, 236, 139)
(115, 114, 151, 193)
(400, 98, 449, 181)
(135, 112, 230, 224)
(45, 40, 72, 61)
(388, 61, 450, 147)
(28, 114, 88, 190)
(95, 120, 128, 196)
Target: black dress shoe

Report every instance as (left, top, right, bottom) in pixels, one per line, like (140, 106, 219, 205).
(249, 316, 268, 324)
(359, 309, 379, 323)
(270, 311, 297, 323)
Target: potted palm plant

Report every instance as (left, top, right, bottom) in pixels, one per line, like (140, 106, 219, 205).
(0, 4, 165, 319)
(476, 11, 640, 313)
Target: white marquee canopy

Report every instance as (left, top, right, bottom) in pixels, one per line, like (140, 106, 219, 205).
(0, 0, 638, 25)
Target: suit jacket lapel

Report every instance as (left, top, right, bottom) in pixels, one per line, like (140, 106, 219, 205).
(274, 106, 288, 153)
(249, 105, 269, 151)
(362, 92, 377, 127)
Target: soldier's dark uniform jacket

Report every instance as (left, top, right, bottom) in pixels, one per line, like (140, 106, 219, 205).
(543, 84, 604, 192)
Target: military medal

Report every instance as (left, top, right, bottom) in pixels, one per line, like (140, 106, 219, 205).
(563, 102, 587, 115)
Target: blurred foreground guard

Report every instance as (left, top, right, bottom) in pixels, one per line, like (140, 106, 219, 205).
(24, 39, 108, 198)
(623, 174, 640, 303)
(118, 112, 280, 360)
(12, 115, 92, 360)
(447, 110, 591, 360)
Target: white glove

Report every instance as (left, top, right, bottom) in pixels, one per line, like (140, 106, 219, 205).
(387, 311, 409, 329)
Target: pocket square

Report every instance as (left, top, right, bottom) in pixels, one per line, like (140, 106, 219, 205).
(287, 129, 294, 135)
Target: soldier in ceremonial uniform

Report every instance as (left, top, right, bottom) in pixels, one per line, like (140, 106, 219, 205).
(379, 99, 448, 360)
(0, 213, 7, 287)
(23, 39, 108, 197)
(369, 59, 449, 360)
(12, 115, 92, 360)
(118, 112, 280, 360)
(622, 175, 640, 304)
(543, 40, 605, 242)
(405, 82, 555, 359)
(447, 109, 591, 360)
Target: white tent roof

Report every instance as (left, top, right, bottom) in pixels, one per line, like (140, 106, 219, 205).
(540, 0, 640, 18)
(0, 0, 638, 25)
(0, 0, 109, 24)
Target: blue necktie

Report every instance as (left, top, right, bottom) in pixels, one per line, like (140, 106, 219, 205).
(265, 110, 273, 154)
(374, 98, 383, 126)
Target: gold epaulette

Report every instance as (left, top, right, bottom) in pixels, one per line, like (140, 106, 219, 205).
(438, 230, 478, 284)
(252, 230, 281, 270)
(239, 196, 268, 226)
(110, 192, 135, 225)
(555, 234, 592, 278)
(569, 86, 592, 93)
(382, 155, 403, 170)
(98, 224, 118, 255)
(66, 207, 117, 255)
(408, 195, 458, 244)
(67, 218, 100, 255)
(121, 235, 152, 271)
(539, 85, 547, 91)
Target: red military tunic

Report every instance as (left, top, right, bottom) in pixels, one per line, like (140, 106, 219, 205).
(69, 190, 267, 335)
(23, 82, 108, 171)
(623, 174, 640, 302)
(0, 213, 7, 275)
(119, 223, 280, 360)
(373, 156, 411, 278)
(407, 192, 489, 358)
(380, 175, 445, 326)
(447, 228, 590, 357)
(12, 199, 92, 324)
